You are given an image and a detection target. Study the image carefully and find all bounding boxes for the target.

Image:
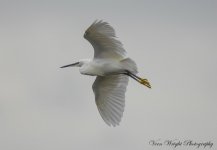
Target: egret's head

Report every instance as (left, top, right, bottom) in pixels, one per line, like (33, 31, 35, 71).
(60, 59, 91, 68)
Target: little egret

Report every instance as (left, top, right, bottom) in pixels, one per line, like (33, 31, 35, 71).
(61, 20, 151, 126)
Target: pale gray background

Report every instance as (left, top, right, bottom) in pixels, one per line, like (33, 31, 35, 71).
(0, 0, 216, 150)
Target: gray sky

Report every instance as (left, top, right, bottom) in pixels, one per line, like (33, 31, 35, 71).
(0, 0, 216, 150)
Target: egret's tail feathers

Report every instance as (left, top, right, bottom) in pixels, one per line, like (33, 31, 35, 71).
(121, 58, 138, 74)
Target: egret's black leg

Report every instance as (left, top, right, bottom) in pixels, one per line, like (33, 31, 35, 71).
(123, 72, 140, 82)
(123, 70, 151, 88)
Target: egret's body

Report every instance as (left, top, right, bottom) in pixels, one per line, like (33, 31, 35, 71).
(78, 58, 137, 76)
(61, 20, 151, 126)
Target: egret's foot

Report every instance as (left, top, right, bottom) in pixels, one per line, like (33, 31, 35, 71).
(140, 78, 151, 88)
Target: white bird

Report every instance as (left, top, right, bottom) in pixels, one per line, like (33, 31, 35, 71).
(61, 20, 151, 126)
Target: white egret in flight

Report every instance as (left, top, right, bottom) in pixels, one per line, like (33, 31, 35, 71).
(61, 20, 151, 126)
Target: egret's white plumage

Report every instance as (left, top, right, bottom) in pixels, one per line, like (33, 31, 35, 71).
(84, 20, 126, 60)
(61, 20, 151, 126)
(93, 75, 128, 126)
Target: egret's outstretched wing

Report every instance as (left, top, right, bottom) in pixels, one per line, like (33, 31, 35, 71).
(84, 20, 127, 60)
(92, 75, 129, 126)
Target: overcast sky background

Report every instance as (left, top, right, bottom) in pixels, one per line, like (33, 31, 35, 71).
(0, 0, 216, 150)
